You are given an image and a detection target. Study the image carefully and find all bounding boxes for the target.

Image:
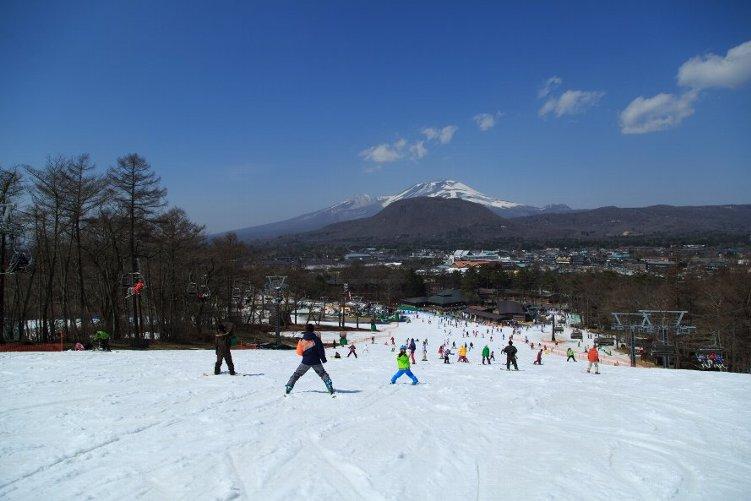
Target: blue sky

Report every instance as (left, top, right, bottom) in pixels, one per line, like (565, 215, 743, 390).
(1, 1, 750, 232)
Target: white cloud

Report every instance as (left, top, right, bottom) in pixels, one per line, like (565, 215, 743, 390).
(539, 90, 604, 118)
(409, 141, 428, 159)
(473, 112, 502, 131)
(422, 125, 458, 144)
(538, 76, 562, 98)
(619, 90, 698, 134)
(678, 40, 751, 90)
(359, 140, 407, 163)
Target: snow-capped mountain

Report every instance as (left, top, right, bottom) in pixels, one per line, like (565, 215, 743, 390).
(381, 180, 521, 210)
(226, 179, 571, 241)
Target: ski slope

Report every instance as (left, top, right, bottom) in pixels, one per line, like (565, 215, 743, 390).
(1, 313, 749, 500)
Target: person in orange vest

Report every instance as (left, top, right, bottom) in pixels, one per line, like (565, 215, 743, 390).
(587, 346, 600, 374)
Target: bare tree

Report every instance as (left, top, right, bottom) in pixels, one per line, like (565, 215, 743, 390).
(108, 154, 166, 339)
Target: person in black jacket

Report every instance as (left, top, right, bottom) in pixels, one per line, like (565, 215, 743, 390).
(214, 322, 236, 375)
(502, 340, 518, 371)
(286, 324, 334, 395)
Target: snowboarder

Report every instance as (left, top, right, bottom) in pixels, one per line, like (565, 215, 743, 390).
(566, 347, 576, 362)
(534, 348, 543, 365)
(587, 346, 600, 374)
(481, 345, 491, 365)
(94, 330, 111, 351)
(502, 340, 518, 371)
(347, 343, 357, 358)
(391, 346, 419, 385)
(286, 324, 334, 395)
(214, 322, 235, 375)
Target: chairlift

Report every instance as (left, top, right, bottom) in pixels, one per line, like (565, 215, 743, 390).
(121, 272, 143, 287)
(125, 278, 146, 299)
(197, 285, 211, 301)
(3, 250, 32, 274)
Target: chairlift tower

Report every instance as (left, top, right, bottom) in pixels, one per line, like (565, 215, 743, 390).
(265, 276, 287, 348)
(611, 310, 695, 368)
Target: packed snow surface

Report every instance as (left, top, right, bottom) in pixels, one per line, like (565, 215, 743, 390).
(1, 313, 750, 500)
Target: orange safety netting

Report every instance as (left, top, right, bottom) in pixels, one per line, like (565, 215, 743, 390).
(0, 342, 63, 352)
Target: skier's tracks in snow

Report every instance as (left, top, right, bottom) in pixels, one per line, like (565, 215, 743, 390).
(0, 420, 162, 492)
(310, 432, 385, 501)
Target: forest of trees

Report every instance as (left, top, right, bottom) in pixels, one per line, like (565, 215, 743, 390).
(0, 154, 261, 345)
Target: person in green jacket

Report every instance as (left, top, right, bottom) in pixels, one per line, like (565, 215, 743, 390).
(94, 330, 111, 351)
(481, 345, 491, 365)
(566, 347, 576, 362)
(390, 345, 419, 385)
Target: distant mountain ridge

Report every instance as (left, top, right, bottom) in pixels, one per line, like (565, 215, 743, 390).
(227, 179, 571, 241)
(294, 198, 751, 245)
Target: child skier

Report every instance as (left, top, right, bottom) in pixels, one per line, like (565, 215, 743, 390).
(566, 347, 576, 362)
(534, 348, 543, 365)
(481, 345, 491, 365)
(443, 348, 452, 364)
(347, 343, 357, 358)
(94, 330, 111, 351)
(286, 324, 334, 395)
(587, 346, 600, 374)
(391, 346, 419, 385)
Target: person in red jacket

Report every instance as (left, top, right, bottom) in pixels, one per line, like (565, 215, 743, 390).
(587, 346, 600, 374)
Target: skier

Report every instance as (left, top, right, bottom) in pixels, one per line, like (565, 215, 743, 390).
(481, 345, 491, 365)
(566, 347, 577, 362)
(347, 343, 357, 358)
(502, 340, 518, 371)
(409, 338, 417, 364)
(534, 348, 543, 365)
(286, 324, 334, 395)
(443, 348, 452, 364)
(214, 322, 235, 375)
(457, 344, 469, 363)
(489, 350, 496, 362)
(391, 346, 419, 385)
(94, 330, 111, 351)
(587, 346, 600, 374)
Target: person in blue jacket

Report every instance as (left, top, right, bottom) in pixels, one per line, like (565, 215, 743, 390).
(286, 324, 334, 395)
(391, 345, 419, 385)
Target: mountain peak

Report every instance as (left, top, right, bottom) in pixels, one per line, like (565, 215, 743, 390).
(382, 179, 521, 209)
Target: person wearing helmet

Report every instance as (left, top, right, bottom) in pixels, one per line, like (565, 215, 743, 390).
(391, 345, 419, 385)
